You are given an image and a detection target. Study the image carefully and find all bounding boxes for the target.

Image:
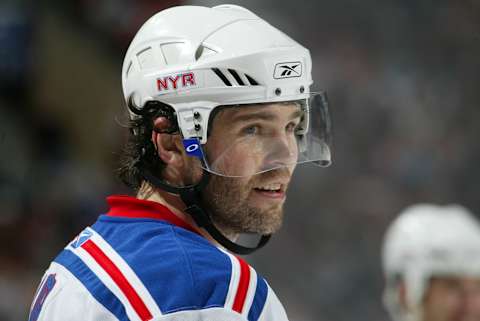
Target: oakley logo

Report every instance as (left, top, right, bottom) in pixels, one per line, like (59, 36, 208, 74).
(185, 143, 199, 153)
(274, 62, 302, 79)
(157, 72, 196, 91)
(183, 138, 204, 159)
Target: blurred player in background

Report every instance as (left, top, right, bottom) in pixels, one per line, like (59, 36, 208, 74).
(28, 4, 332, 321)
(382, 204, 480, 321)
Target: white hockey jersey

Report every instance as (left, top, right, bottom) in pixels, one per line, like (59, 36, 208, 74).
(28, 195, 289, 321)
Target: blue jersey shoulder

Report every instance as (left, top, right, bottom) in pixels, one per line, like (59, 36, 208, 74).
(92, 216, 232, 314)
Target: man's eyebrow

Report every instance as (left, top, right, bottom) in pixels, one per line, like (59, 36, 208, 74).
(230, 109, 303, 123)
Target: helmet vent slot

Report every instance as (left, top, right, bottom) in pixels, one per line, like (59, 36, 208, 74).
(136, 47, 155, 70)
(195, 44, 218, 61)
(194, 46, 203, 61)
(245, 74, 259, 86)
(125, 61, 133, 78)
(228, 69, 245, 86)
(160, 42, 187, 65)
(212, 68, 232, 86)
(211, 68, 260, 87)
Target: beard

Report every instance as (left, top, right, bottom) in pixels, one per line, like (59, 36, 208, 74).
(200, 169, 290, 236)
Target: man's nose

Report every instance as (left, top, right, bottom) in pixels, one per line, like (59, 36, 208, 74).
(263, 134, 297, 166)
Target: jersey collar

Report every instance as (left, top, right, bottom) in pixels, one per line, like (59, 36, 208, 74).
(106, 195, 200, 235)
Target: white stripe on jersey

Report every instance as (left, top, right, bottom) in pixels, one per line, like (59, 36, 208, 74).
(241, 266, 258, 317)
(257, 283, 289, 321)
(221, 249, 242, 310)
(30, 272, 49, 313)
(87, 228, 162, 316)
(66, 227, 162, 320)
(67, 243, 141, 321)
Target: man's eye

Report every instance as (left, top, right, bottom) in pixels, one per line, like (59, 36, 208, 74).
(242, 125, 259, 135)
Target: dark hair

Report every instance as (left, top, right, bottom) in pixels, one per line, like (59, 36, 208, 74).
(117, 102, 231, 191)
(117, 102, 178, 191)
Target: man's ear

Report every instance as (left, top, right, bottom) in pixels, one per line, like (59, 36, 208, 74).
(151, 117, 184, 167)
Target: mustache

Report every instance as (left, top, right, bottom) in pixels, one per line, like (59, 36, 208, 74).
(251, 167, 292, 183)
(206, 167, 292, 187)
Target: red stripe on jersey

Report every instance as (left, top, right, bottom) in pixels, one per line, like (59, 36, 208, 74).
(232, 256, 251, 313)
(81, 239, 153, 321)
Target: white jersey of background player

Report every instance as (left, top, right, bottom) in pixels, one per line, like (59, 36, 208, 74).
(28, 4, 332, 321)
(382, 204, 480, 321)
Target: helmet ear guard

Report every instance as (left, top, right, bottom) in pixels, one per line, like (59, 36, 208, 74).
(128, 96, 179, 135)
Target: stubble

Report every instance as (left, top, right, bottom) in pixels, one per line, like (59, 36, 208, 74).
(201, 169, 290, 236)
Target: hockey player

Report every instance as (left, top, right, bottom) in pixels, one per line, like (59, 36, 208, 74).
(28, 5, 332, 321)
(382, 204, 480, 321)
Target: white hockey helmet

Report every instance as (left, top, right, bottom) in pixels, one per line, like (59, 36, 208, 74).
(382, 204, 480, 321)
(121, 4, 331, 178)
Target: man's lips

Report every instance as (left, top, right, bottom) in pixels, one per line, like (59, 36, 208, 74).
(253, 189, 286, 199)
(250, 168, 291, 201)
(252, 182, 287, 199)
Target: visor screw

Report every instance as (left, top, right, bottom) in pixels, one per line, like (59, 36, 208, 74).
(193, 111, 201, 119)
(194, 124, 201, 131)
(275, 88, 282, 96)
(300, 86, 305, 93)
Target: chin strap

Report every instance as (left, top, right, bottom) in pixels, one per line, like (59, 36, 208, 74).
(141, 169, 271, 255)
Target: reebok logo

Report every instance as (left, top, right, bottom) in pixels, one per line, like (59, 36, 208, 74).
(274, 62, 302, 79)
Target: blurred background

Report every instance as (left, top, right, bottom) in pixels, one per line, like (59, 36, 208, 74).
(1, 0, 479, 320)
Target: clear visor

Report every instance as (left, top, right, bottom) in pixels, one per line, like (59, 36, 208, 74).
(182, 92, 332, 178)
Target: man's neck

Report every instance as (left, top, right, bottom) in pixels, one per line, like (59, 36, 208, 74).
(136, 183, 225, 247)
